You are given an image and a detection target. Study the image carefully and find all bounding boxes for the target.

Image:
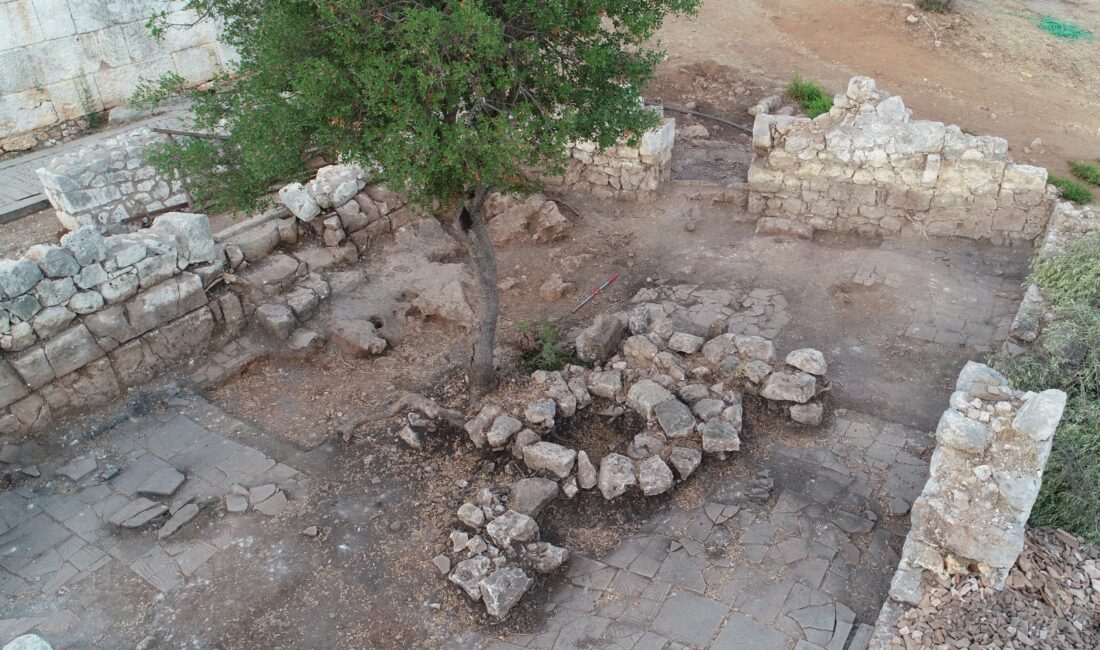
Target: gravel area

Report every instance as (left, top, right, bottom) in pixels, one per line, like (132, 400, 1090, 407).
(0, 209, 64, 258)
(885, 528, 1100, 649)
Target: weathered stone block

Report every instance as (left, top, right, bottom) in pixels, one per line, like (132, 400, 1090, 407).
(43, 324, 103, 378)
(125, 272, 205, 335)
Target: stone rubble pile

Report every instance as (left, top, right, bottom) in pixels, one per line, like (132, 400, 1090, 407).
(277, 164, 421, 255)
(440, 485, 570, 619)
(748, 76, 1056, 244)
(878, 528, 1099, 649)
(888, 362, 1068, 604)
(436, 294, 831, 618)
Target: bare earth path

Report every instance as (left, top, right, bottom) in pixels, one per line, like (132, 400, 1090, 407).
(653, 0, 1100, 176)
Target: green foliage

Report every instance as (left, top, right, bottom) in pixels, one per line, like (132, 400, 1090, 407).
(517, 321, 572, 373)
(786, 75, 833, 118)
(139, 0, 701, 214)
(1069, 160, 1100, 186)
(1049, 174, 1095, 204)
(131, 72, 188, 111)
(997, 233, 1100, 539)
(918, 0, 954, 12)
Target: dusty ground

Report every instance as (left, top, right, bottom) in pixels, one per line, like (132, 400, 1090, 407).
(651, 0, 1100, 176)
(0, 209, 64, 258)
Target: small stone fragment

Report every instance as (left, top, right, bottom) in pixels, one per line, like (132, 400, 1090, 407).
(158, 503, 200, 539)
(786, 348, 827, 375)
(701, 418, 741, 455)
(433, 555, 452, 575)
(522, 441, 576, 478)
(636, 456, 674, 496)
(598, 453, 637, 499)
(790, 402, 825, 426)
(668, 447, 702, 480)
(485, 511, 539, 547)
(479, 567, 533, 618)
(576, 450, 597, 489)
(528, 542, 569, 573)
(510, 478, 559, 517)
(487, 414, 523, 448)
(450, 556, 491, 600)
(225, 494, 248, 513)
(458, 502, 486, 528)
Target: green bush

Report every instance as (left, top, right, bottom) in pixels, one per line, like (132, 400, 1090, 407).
(786, 75, 833, 118)
(1069, 160, 1100, 186)
(918, 0, 954, 12)
(997, 232, 1100, 539)
(517, 321, 573, 374)
(1050, 174, 1095, 204)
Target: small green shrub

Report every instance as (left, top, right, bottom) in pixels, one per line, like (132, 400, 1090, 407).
(1050, 174, 1095, 204)
(997, 232, 1100, 539)
(918, 0, 954, 12)
(786, 75, 833, 118)
(517, 321, 573, 374)
(1069, 160, 1100, 186)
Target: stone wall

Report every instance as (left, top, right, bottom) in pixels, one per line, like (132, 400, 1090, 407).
(0, 0, 233, 153)
(747, 77, 1056, 244)
(0, 213, 226, 436)
(36, 127, 188, 233)
(885, 361, 1067, 607)
(546, 116, 676, 201)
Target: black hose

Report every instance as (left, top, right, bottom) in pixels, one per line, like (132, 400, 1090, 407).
(645, 101, 754, 136)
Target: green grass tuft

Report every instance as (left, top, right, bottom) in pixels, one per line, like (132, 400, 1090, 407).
(1069, 160, 1100, 186)
(996, 232, 1100, 539)
(517, 320, 574, 374)
(786, 75, 833, 118)
(1049, 174, 1095, 204)
(918, 0, 954, 12)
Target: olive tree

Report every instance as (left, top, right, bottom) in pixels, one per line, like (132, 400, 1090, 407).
(142, 0, 699, 396)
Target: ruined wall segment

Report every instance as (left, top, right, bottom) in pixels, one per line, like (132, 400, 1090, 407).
(0, 213, 227, 435)
(545, 116, 676, 201)
(748, 77, 1056, 244)
(36, 127, 188, 233)
(0, 1, 234, 153)
(886, 361, 1067, 606)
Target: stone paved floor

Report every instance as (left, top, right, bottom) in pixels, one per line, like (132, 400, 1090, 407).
(489, 410, 932, 650)
(0, 393, 307, 640)
(850, 246, 1020, 354)
(0, 110, 187, 220)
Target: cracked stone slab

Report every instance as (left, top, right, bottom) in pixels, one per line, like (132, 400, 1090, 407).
(56, 456, 97, 481)
(136, 467, 185, 497)
(107, 498, 168, 528)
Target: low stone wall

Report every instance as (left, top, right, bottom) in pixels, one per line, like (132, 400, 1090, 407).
(36, 127, 188, 233)
(885, 361, 1067, 608)
(747, 77, 1056, 244)
(0, 213, 224, 436)
(545, 116, 676, 201)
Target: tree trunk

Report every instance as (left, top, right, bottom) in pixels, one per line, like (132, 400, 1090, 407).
(461, 185, 500, 399)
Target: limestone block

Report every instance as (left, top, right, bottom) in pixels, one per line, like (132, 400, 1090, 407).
(0, 259, 44, 299)
(152, 212, 216, 266)
(125, 272, 205, 335)
(43, 324, 103, 378)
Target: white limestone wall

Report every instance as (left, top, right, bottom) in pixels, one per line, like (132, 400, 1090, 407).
(0, 0, 234, 152)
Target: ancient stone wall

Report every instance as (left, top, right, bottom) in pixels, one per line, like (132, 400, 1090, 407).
(0, 1, 233, 153)
(0, 213, 227, 436)
(36, 127, 188, 233)
(546, 116, 676, 201)
(885, 361, 1067, 607)
(747, 77, 1056, 243)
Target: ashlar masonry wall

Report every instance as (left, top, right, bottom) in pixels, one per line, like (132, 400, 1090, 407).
(0, 0, 234, 153)
(748, 77, 1056, 244)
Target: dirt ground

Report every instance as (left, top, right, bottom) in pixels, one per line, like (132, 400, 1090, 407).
(650, 0, 1100, 176)
(3, 3, 1089, 647)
